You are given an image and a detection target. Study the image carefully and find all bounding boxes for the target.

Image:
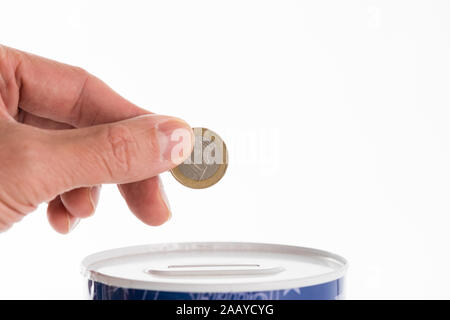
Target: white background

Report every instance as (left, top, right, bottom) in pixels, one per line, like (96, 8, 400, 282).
(1, 0, 450, 299)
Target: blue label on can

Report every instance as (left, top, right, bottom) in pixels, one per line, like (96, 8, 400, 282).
(88, 278, 344, 300)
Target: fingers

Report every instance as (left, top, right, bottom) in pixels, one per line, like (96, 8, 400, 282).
(49, 178, 169, 233)
(42, 114, 193, 195)
(60, 186, 101, 218)
(9, 46, 148, 127)
(4, 47, 192, 231)
(119, 176, 171, 226)
(7, 47, 176, 229)
(47, 196, 80, 234)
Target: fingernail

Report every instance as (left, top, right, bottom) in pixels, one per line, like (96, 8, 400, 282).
(158, 177, 172, 221)
(67, 213, 80, 233)
(88, 185, 101, 216)
(70, 218, 80, 232)
(155, 117, 194, 165)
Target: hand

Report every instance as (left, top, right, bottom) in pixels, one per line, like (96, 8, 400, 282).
(0, 45, 194, 234)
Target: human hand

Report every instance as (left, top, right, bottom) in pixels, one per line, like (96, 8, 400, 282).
(0, 45, 194, 234)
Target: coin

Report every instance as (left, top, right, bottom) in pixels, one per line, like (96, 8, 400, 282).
(170, 127, 228, 189)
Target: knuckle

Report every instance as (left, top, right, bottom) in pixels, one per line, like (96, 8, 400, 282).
(0, 45, 20, 105)
(69, 67, 90, 125)
(0, 44, 9, 63)
(70, 66, 90, 83)
(103, 124, 138, 180)
(73, 66, 88, 76)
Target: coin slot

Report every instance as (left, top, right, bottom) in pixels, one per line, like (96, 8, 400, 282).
(167, 264, 260, 269)
(145, 264, 284, 277)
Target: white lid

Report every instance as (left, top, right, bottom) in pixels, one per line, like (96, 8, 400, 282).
(81, 242, 347, 292)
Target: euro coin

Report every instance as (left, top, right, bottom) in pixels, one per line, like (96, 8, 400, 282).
(170, 127, 228, 189)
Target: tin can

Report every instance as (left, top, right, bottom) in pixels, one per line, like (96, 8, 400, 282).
(81, 242, 347, 300)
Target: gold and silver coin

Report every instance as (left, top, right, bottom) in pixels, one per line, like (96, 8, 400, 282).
(170, 127, 228, 189)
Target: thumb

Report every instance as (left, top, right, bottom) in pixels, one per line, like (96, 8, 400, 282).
(46, 114, 194, 192)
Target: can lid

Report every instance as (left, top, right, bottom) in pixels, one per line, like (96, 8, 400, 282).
(81, 242, 347, 292)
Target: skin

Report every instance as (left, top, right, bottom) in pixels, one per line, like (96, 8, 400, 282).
(0, 45, 194, 234)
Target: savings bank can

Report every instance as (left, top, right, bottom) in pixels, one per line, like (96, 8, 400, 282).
(81, 242, 347, 300)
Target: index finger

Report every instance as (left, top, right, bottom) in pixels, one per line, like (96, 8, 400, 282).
(10, 46, 149, 126)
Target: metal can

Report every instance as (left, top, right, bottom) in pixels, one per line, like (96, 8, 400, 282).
(81, 242, 347, 300)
